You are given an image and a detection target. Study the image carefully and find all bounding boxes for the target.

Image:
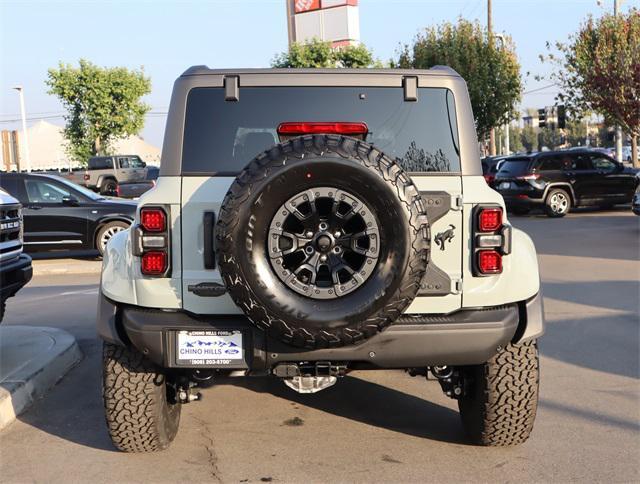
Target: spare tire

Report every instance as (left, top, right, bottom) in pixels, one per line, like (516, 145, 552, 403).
(216, 135, 429, 349)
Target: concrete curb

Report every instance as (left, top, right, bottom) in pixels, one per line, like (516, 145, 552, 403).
(0, 326, 83, 430)
(32, 259, 102, 276)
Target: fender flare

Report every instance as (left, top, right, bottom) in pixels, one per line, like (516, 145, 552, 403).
(542, 183, 576, 204)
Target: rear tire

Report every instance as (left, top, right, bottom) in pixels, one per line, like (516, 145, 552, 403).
(458, 340, 539, 446)
(100, 179, 117, 196)
(102, 342, 181, 452)
(96, 221, 129, 256)
(544, 188, 571, 217)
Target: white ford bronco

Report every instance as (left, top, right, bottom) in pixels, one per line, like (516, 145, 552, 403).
(98, 67, 544, 452)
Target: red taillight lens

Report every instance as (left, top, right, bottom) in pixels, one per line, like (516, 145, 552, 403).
(83, 173, 90, 181)
(277, 122, 368, 136)
(141, 251, 167, 275)
(478, 250, 502, 274)
(140, 208, 166, 232)
(478, 207, 503, 232)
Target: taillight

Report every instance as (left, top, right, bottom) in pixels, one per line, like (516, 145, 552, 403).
(83, 173, 90, 181)
(115, 185, 121, 197)
(516, 174, 540, 181)
(140, 208, 166, 232)
(141, 251, 167, 276)
(477, 250, 502, 274)
(473, 206, 509, 276)
(134, 206, 170, 277)
(277, 122, 368, 136)
(478, 207, 503, 232)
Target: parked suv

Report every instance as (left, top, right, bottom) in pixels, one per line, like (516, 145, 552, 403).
(495, 150, 638, 217)
(98, 67, 545, 452)
(0, 188, 32, 322)
(83, 155, 148, 195)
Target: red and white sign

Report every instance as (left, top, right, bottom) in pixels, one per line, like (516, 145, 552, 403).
(295, 0, 320, 13)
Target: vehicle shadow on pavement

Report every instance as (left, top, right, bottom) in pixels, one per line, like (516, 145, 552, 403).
(223, 374, 469, 444)
(15, 340, 117, 452)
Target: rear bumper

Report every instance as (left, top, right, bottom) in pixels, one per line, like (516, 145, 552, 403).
(98, 292, 545, 371)
(0, 254, 33, 301)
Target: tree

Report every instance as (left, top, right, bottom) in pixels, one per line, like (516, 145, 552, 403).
(539, 126, 563, 150)
(46, 59, 151, 164)
(564, 119, 588, 146)
(543, 9, 640, 166)
(520, 126, 538, 153)
(272, 38, 379, 68)
(394, 19, 522, 141)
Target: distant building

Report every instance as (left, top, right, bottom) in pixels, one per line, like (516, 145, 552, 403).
(1, 121, 160, 171)
(286, 0, 360, 47)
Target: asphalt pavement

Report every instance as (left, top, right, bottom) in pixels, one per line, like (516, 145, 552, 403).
(0, 208, 638, 483)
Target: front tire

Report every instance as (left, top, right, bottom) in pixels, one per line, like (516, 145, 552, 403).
(544, 188, 571, 217)
(458, 340, 539, 446)
(102, 342, 181, 452)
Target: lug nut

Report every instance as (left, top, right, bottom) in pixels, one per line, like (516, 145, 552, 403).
(305, 231, 314, 238)
(334, 231, 341, 238)
(305, 246, 314, 254)
(319, 255, 327, 262)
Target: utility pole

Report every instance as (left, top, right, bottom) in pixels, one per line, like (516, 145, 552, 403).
(12, 86, 31, 173)
(488, 0, 496, 155)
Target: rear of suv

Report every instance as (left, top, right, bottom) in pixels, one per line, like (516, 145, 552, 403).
(495, 150, 638, 217)
(82, 155, 148, 195)
(97, 67, 545, 452)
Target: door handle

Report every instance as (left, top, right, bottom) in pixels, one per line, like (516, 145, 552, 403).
(28, 205, 43, 210)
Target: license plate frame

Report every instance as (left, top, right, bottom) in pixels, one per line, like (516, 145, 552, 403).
(173, 330, 247, 368)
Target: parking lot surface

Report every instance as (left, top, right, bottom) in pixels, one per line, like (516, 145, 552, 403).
(0, 209, 638, 483)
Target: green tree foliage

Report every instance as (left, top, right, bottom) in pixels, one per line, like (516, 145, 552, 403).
(543, 9, 640, 164)
(520, 126, 538, 153)
(46, 59, 151, 164)
(539, 126, 563, 150)
(394, 19, 522, 139)
(564, 119, 588, 146)
(272, 39, 379, 68)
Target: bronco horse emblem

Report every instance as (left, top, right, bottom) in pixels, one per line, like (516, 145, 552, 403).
(435, 224, 456, 251)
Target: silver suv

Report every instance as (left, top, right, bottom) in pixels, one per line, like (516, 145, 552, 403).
(97, 67, 544, 452)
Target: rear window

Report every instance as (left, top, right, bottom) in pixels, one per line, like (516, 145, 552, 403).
(497, 158, 532, 177)
(88, 157, 113, 170)
(181, 87, 461, 175)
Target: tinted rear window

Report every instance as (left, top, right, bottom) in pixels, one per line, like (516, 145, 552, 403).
(181, 87, 461, 175)
(88, 157, 113, 170)
(497, 158, 532, 177)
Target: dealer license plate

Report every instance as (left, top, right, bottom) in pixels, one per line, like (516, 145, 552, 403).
(176, 330, 244, 367)
(499, 182, 512, 190)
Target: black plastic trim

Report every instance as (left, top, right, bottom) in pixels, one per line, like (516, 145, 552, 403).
(203, 212, 216, 269)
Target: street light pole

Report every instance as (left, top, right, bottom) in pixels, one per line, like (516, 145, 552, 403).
(488, 0, 496, 156)
(613, 0, 623, 162)
(12, 86, 31, 173)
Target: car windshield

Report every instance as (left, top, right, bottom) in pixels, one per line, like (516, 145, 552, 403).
(49, 175, 104, 200)
(497, 158, 532, 177)
(182, 86, 461, 174)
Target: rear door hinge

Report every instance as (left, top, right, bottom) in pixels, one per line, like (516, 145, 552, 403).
(451, 194, 463, 211)
(452, 279, 463, 294)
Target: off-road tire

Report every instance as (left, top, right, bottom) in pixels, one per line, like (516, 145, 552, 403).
(544, 188, 571, 218)
(102, 342, 181, 452)
(216, 134, 429, 349)
(458, 340, 539, 446)
(100, 179, 118, 196)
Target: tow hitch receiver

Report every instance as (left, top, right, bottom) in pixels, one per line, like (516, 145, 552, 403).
(274, 361, 347, 394)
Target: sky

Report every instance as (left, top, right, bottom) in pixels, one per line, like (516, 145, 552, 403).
(0, 0, 637, 148)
